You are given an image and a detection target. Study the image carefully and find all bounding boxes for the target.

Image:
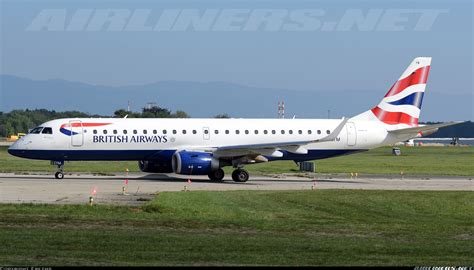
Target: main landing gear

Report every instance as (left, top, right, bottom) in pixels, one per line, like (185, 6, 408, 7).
(51, 160, 65, 179)
(208, 168, 225, 182)
(231, 168, 249, 183)
(207, 168, 250, 182)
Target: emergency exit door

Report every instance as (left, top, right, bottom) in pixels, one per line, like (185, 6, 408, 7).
(203, 127, 210, 140)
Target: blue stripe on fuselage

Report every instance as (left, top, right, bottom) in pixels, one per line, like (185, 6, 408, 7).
(8, 149, 366, 162)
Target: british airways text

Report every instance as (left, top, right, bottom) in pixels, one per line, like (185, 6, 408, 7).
(92, 135, 168, 143)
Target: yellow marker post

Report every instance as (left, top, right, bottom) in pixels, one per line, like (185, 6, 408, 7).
(88, 196, 94, 206)
(122, 167, 130, 195)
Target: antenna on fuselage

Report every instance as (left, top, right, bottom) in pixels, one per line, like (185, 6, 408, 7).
(124, 115, 128, 119)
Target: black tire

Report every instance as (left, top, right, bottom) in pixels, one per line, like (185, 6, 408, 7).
(231, 169, 249, 182)
(208, 168, 225, 182)
(55, 171, 64, 180)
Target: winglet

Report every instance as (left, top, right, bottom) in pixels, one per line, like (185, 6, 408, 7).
(316, 117, 349, 143)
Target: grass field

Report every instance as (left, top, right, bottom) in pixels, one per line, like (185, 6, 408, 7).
(1, 145, 473, 176)
(0, 190, 472, 266)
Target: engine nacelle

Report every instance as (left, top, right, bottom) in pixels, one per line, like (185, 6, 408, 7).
(172, 151, 219, 175)
(138, 160, 173, 173)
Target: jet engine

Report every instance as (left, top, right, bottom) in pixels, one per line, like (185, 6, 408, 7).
(138, 160, 173, 173)
(172, 151, 220, 175)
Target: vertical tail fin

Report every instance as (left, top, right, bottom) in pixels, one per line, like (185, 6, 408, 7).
(352, 57, 431, 126)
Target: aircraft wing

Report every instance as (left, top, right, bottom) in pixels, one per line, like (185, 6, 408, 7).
(212, 117, 349, 158)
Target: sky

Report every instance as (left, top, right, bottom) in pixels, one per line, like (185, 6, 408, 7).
(0, 0, 473, 120)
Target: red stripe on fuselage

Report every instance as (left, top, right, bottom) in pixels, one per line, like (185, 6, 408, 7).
(371, 106, 418, 126)
(60, 123, 111, 128)
(384, 66, 430, 97)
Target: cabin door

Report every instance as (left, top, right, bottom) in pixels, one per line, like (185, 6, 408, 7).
(346, 122, 357, 146)
(70, 120, 84, 147)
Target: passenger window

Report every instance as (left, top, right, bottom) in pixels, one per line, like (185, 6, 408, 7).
(281, 130, 285, 134)
(153, 130, 157, 134)
(193, 130, 197, 134)
(93, 130, 97, 134)
(41, 127, 53, 134)
(133, 130, 137, 134)
(254, 130, 258, 134)
(264, 130, 268, 134)
(215, 130, 219, 134)
(326, 130, 330, 134)
(204, 129, 209, 134)
(113, 130, 117, 134)
(236, 130, 240, 135)
(317, 130, 321, 134)
(123, 130, 128, 134)
(143, 130, 147, 134)
(225, 130, 229, 134)
(289, 130, 293, 135)
(272, 130, 276, 134)
(183, 130, 187, 134)
(298, 130, 302, 134)
(173, 130, 177, 134)
(245, 130, 249, 134)
(163, 130, 167, 134)
(308, 130, 312, 135)
(103, 130, 108, 135)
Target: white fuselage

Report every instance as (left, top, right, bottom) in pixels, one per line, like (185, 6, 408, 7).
(8, 117, 395, 162)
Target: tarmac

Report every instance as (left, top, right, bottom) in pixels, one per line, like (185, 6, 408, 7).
(0, 172, 472, 206)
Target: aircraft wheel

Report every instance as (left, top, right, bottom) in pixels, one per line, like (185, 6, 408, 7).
(232, 169, 249, 182)
(208, 168, 225, 182)
(55, 171, 64, 180)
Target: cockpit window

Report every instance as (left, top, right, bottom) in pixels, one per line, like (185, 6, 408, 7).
(30, 127, 43, 134)
(42, 127, 53, 134)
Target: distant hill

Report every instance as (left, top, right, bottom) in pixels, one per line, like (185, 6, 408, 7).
(0, 74, 472, 121)
(0, 74, 370, 119)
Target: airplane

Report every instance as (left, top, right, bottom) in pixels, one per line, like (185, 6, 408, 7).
(8, 57, 460, 181)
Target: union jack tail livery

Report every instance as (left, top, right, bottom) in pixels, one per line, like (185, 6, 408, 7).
(353, 57, 431, 127)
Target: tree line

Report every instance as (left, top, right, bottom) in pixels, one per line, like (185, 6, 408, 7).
(0, 106, 231, 137)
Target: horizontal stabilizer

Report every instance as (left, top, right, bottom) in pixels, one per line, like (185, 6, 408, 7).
(388, 121, 463, 135)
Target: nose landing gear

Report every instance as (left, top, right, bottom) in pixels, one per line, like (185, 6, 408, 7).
(55, 171, 64, 179)
(51, 160, 65, 179)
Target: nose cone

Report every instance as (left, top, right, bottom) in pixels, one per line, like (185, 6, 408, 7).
(8, 141, 19, 156)
(7, 137, 26, 157)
